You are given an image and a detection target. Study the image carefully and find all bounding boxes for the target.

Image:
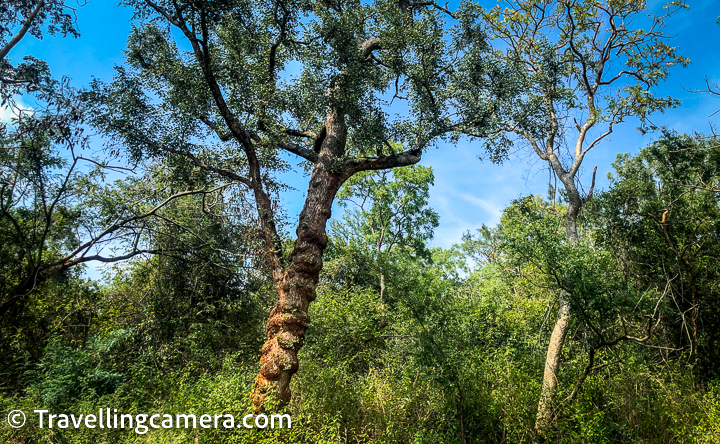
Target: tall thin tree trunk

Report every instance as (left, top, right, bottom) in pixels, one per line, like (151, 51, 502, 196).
(535, 178, 581, 434)
(535, 291, 571, 433)
(379, 273, 386, 302)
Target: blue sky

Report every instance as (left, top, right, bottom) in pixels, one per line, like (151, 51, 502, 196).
(5, 0, 720, 255)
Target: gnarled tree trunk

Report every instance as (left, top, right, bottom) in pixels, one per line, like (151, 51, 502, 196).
(252, 107, 348, 408)
(249, 108, 423, 408)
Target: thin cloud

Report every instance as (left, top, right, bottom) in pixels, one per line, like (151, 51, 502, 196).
(458, 193, 503, 226)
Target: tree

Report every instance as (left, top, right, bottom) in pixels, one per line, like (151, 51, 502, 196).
(590, 132, 720, 376)
(455, 0, 689, 432)
(0, 1, 230, 319)
(90, 0, 488, 409)
(1, 0, 79, 98)
(0, 111, 234, 317)
(331, 164, 439, 301)
(477, 197, 669, 428)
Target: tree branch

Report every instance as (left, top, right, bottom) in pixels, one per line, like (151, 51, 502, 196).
(340, 149, 422, 180)
(0, 0, 46, 61)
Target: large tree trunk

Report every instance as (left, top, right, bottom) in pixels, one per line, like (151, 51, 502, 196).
(250, 173, 343, 409)
(251, 240, 324, 408)
(251, 108, 347, 410)
(535, 176, 582, 434)
(248, 31, 423, 410)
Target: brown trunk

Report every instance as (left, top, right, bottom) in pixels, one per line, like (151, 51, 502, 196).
(535, 175, 581, 434)
(250, 174, 342, 409)
(251, 244, 322, 408)
(251, 106, 347, 410)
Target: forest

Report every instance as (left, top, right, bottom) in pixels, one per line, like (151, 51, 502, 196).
(1, 0, 719, 443)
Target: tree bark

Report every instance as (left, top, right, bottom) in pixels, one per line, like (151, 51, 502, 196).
(535, 290, 571, 434)
(251, 104, 348, 409)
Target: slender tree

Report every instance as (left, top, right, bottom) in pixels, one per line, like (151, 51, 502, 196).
(455, 0, 688, 433)
(332, 165, 438, 302)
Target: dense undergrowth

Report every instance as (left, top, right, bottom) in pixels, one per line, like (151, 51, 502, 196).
(3, 138, 720, 443)
(2, 261, 718, 443)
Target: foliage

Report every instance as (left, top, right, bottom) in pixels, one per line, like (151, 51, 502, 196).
(456, 0, 689, 163)
(333, 164, 439, 259)
(1, 0, 80, 100)
(589, 132, 720, 375)
(2, 1, 720, 443)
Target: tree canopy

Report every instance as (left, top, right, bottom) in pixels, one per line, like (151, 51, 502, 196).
(3, 1, 720, 443)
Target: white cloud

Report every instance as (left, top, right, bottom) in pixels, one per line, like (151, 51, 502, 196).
(0, 97, 33, 124)
(427, 185, 506, 249)
(0, 105, 13, 123)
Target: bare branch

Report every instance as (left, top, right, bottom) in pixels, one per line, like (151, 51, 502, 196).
(0, 0, 46, 61)
(46, 184, 232, 269)
(582, 165, 598, 203)
(340, 149, 422, 180)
